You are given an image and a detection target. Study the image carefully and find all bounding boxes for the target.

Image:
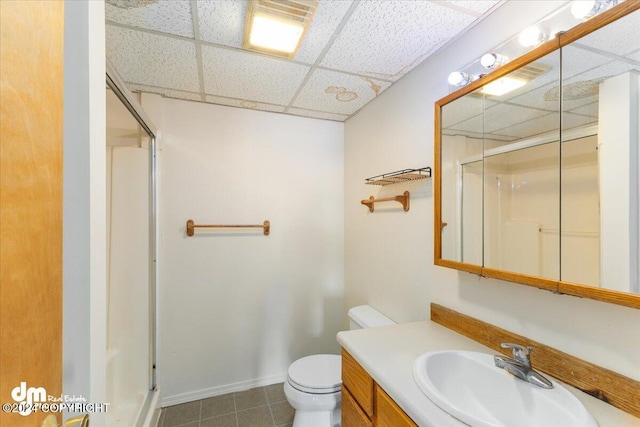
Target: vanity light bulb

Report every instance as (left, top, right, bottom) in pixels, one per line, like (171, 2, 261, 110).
(447, 71, 471, 87)
(480, 53, 509, 70)
(519, 26, 545, 47)
(571, 0, 612, 20)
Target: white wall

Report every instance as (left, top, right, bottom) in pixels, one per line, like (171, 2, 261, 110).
(63, 1, 106, 425)
(142, 95, 345, 405)
(345, 0, 640, 383)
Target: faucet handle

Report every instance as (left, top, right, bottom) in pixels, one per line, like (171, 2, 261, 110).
(501, 343, 533, 366)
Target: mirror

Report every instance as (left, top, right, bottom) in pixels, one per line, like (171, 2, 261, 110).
(435, 3, 640, 308)
(561, 9, 640, 294)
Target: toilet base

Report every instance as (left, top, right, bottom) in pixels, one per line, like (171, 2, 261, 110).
(284, 380, 341, 427)
(292, 407, 341, 427)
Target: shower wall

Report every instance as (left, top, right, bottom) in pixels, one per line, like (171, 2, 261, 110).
(106, 144, 151, 426)
(482, 136, 599, 284)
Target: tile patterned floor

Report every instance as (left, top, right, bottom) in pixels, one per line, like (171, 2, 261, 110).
(158, 383, 294, 427)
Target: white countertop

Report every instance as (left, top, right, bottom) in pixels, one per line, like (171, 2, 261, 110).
(337, 320, 640, 427)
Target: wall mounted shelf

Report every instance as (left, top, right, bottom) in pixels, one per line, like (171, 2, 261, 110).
(361, 191, 410, 213)
(186, 219, 270, 236)
(365, 167, 431, 186)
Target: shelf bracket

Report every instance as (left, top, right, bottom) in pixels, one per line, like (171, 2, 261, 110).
(361, 191, 410, 213)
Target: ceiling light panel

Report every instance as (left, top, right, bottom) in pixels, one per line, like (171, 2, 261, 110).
(106, 26, 200, 92)
(243, 0, 319, 59)
(201, 45, 310, 105)
(197, 0, 247, 47)
(292, 68, 389, 115)
(105, 0, 194, 38)
(320, 1, 477, 80)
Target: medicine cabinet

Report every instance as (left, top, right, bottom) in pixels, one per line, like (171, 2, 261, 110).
(434, 2, 640, 309)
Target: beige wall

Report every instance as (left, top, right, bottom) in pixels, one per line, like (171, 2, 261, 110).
(143, 95, 345, 405)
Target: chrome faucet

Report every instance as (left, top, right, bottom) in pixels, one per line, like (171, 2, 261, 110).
(494, 343, 553, 389)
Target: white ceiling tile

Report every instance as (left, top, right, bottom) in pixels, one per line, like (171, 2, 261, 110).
(205, 95, 286, 113)
(106, 26, 200, 92)
(292, 68, 390, 115)
(628, 48, 640, 62)
(106, 0, 194, 38)
(561, 45, 614, 81)
(507, 82, 559, 111)
(567, 101, 598, 119)
(287, 108, 349, 122)
(573, 8, 640, 56)
(201, 46, 310, 105)
(295, 0, 356, 64)
(197, 0, 246, 47)
(562, 112, 598, 132)
(484, 104, 550, 133)
(441, 0, 500, 14)
(128, 83, 203, 102)
(320, 0, 476, 80)
(489, 112, 558, 140)
(441, 94, 484, 128)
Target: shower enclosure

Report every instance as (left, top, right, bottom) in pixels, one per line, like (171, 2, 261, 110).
(106, 63, 158, 427)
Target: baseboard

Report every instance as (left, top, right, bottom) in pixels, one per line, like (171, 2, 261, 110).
(161, 373, 288, 407)
(141, 389, 161, 427)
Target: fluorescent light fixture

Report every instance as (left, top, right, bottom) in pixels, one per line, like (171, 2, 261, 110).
(243, 0, 318, 59)
(480, 53, 509, 70)
(482, 76, 527, 96)
(448, 71, 471, 87)
(249, 14, 304, 53)
(519, 26, 545, 47)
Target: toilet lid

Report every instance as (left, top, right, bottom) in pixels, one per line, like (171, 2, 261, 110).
(287, 354, 342, 393)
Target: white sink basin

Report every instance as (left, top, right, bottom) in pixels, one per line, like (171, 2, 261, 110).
(413, 350, 598, 427)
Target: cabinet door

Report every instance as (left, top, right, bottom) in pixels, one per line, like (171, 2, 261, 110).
(375, 385, 417, 427)
(342, 349, 374, 416)
(342, 385, 373, 427)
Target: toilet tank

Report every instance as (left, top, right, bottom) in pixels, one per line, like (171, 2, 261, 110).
(348, 305, 396, 330)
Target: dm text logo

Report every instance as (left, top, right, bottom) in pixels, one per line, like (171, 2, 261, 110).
(11, 382, 46, 416)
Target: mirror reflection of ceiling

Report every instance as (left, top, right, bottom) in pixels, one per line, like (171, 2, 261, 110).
(442, 8, 640, 144)
(105, 0, 503, 122)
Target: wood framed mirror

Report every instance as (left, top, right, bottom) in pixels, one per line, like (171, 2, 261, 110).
(434, 1, 640, 309)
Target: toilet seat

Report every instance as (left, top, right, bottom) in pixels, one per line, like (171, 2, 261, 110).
(287, 354, 341, 394)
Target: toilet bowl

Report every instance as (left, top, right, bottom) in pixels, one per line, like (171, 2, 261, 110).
(284, 305, 395, 427)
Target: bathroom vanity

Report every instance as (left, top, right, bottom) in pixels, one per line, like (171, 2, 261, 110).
(342, 349, 416, 427)
(337, 317, 640, 427)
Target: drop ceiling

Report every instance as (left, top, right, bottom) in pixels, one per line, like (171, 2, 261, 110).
(106, 0, 502, 122)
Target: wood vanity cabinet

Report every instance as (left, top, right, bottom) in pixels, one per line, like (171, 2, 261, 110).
(342, 349, 418, 427)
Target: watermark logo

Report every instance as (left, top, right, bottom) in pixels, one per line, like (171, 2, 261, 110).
(3, 382, 109, 417)
(10, 382, 46, 416)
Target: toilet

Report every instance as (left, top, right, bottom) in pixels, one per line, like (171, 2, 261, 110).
(284, 305, 396, 427)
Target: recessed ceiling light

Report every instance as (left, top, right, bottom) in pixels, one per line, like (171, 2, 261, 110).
(482, 77, 527, 96)
(243, 0, 318, 60)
